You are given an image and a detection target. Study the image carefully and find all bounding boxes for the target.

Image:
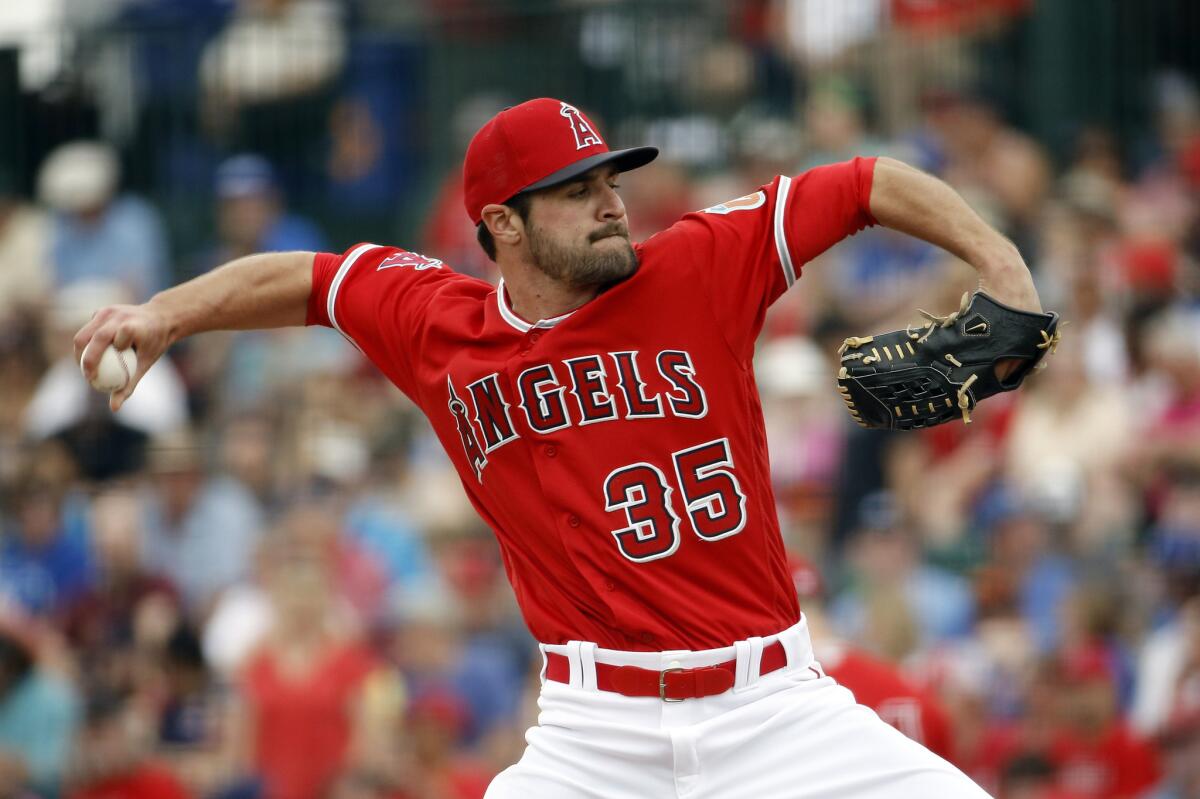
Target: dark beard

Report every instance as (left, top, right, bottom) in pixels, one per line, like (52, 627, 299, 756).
(527, 222, 638, 290)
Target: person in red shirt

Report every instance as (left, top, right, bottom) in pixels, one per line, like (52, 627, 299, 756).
(77, 97, 1046, 797)
(1045, 646, 1160, 799)
(788, 553, 955, 760)
(229, 510, 389, 799)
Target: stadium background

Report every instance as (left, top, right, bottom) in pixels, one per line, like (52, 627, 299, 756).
(1, 1, 1199, 797)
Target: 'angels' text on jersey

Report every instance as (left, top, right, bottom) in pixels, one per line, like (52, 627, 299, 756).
(447, 349, 707, 482)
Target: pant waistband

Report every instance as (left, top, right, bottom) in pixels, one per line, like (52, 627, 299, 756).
(539, 617, 814, 701)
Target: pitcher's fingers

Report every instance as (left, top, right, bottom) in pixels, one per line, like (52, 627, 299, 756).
(109, 348, 153, 413)
(78, 322, 119, 379)
(110, 378, 136, 413)
(74, 312, 109, 370)
(111, 321, 138, 352)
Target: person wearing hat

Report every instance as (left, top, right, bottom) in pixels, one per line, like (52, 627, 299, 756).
(38, 141, 169, 303)
(208, 154, 326, 267)
(76, 97, 1044, 796)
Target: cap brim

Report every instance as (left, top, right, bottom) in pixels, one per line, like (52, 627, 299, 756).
(521, 146, 659, 194)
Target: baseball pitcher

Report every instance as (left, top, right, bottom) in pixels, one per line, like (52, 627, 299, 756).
(76, 98, 1057, 797)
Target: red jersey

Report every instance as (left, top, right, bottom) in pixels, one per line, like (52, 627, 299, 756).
(308, 158, 877, 650)
(820, 644, 953, 760)
(1048, 723, 1161, 799)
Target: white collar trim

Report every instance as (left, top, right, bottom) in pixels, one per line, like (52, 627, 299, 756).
(496, 279, 575, 333)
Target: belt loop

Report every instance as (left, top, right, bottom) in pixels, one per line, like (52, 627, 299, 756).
(538, 644, 549, 685)
(733, 636, 764, 691)
(578, 642, 598, 691)
(565, 641, 585, 689)
(782, 617, 814, 672)
(779, 628, 799, 671)
(747, 636, 764, 683)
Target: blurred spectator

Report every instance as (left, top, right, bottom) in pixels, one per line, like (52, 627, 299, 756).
(830, 491, 976, 655)
(620, 158, 698, 244)
(789, 554, 954, 759)
(929, 565, 1039, 777)
(1149, 72, 1200, 191)
(797, 79, 943, 326)
(216, 413, 282, 508)
(399, 688, 493, 799)
(979, 490, 1078, 654)
(1132, 589, 1200, 737)
(0, 167, 50, 325)
(1146, 706, 1200, 799)
(1044, 647, 1160, 799)
(200, 0, 346, 195)
(755, 335, 845, 551)
(0, 610, 80, 797)
(421, 94, 513, 281)
(150, 623, 237, 799)
(995, 753, 1079, 799)
(200, 0, 344, 109)
(60, 485, 179, 697)
(928, 90, 1051, 253)
(1129, 311, 1200, 490)
(227, 509, 400, 799)
(0, 442, 94, 618)
(779, 0, 882, 68)
(139, 428, 264, 615)
(204, 153, 326, 267)
(423, 526, 529, 747)
(388, 582, 519, 753)
(38, 141, 170, 302)
(68, 689, 193, 799)
(1004, 332, 1133, 509)
(799, 77, 894, 171)
(341, 435, 437, 618)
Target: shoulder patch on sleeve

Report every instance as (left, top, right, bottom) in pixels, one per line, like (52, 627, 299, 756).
(700, 191, 766, 215)
(377, 250, 444, 271)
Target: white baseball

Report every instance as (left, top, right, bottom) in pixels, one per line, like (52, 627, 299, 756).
(81, 344, 135, 393)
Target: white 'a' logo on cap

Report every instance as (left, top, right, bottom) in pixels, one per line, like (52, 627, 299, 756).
(560, 103, 603, 150)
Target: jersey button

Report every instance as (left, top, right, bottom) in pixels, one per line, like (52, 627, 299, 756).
(604, 580, 616, 591)
(567, 514, 581, 528)
(544, 445, 557, 458)
(529, 331, 542, 343)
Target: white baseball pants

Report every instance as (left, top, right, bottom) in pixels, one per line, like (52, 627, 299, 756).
(486, 618, 989, 798)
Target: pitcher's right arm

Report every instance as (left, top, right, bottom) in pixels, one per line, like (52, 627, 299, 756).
(74, 251, 315, 411)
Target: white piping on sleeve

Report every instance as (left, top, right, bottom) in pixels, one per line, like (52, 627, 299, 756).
(326, 243, 380, 352)
(773, 176, 797, 288)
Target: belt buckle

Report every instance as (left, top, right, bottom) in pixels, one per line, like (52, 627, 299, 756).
(659, 666, 685, 702)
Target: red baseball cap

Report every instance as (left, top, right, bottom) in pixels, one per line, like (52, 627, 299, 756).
(463, 98, 658, 224)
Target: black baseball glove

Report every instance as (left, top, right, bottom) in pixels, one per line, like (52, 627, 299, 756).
(835, 291, 1061, 430)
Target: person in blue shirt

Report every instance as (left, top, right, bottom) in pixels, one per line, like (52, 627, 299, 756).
(210, 153, 327, 263)
(0, 620, 80, 797)
(38, 141, 171, 303)
(0, 473, 94, 619)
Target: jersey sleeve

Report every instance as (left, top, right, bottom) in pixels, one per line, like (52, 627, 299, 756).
(307, 242, 458, 398)
(649, 157, 877, 359)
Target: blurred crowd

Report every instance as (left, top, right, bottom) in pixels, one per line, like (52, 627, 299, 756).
(1, 1, 1200, 799)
